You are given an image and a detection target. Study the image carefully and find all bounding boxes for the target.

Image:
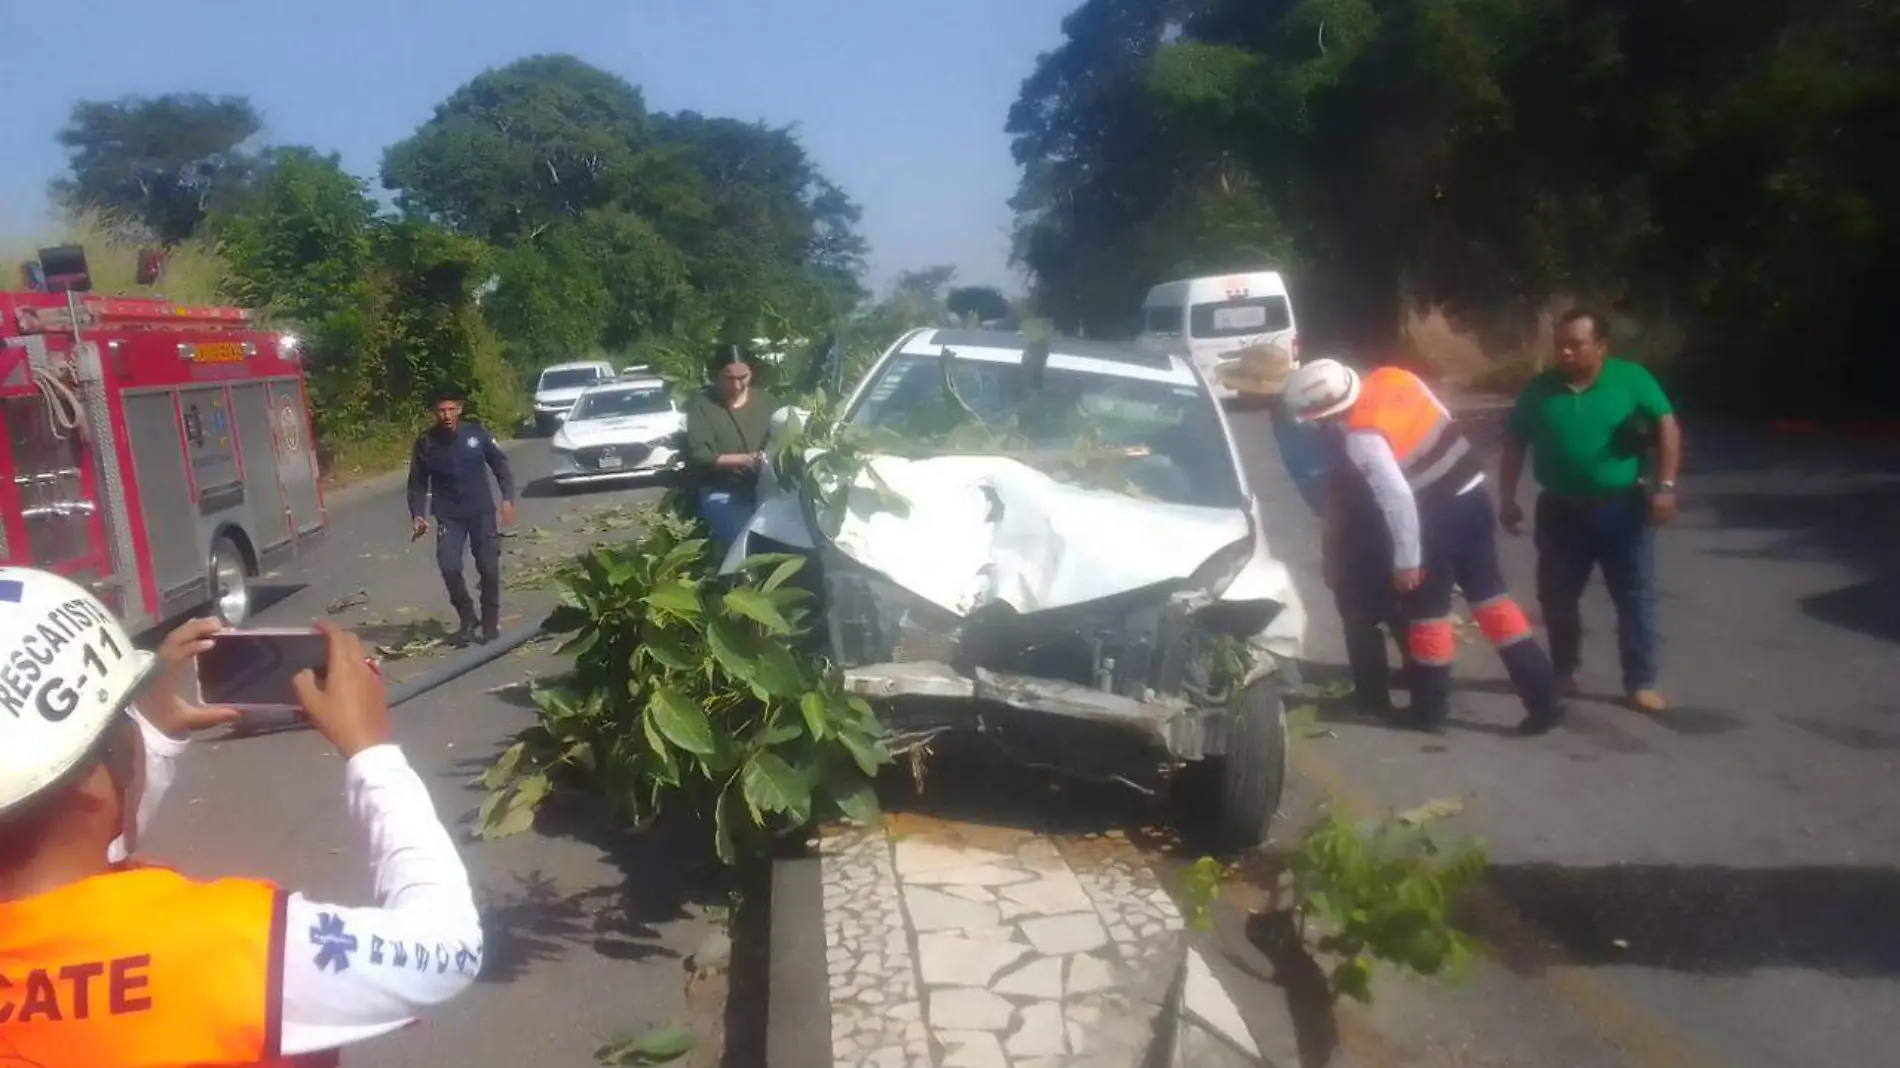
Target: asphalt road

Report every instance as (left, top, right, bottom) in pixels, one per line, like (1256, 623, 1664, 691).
(138, 411, 1900, 1068)
(138, 442, 717, 1068)
(1221, 400, 1900, 1068)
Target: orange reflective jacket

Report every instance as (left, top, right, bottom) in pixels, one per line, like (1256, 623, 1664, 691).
(0, 865, 308, 1067)
(1342, 367, 1482, 494)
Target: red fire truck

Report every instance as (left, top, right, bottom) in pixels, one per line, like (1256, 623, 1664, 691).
(1, 245, 327, 631)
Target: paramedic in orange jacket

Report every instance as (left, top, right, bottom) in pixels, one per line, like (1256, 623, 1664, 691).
(0, 567, 482, 1066)
(1284, 361, 1565, 734)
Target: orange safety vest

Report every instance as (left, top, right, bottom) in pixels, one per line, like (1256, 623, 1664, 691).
(0, 864, 326, 1067)
(1342, 367, 1483, 496)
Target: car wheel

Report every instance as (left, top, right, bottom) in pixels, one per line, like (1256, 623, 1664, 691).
(209, 535, 252, 626)
(1208, 677, 1288, 850)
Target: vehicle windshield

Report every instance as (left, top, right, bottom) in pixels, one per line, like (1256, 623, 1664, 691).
(539, 367, 603, 391)
(1189, 296, 1291, 339)
(847, 353, 1244, 509)
(570, 387, 671, 420)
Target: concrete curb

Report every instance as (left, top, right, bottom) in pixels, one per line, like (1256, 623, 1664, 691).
(765, 850, 831, 1068)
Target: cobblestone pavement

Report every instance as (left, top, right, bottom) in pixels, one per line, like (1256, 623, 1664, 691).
(820, 813, 1267, 1068)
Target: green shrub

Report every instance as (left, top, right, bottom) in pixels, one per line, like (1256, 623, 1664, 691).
(477, 500, 892, 863)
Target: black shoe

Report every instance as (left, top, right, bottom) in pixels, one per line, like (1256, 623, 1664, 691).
(477, 626, 500, 646)
(449, 623, 478, 648)
(1516, 710, 1565, 736)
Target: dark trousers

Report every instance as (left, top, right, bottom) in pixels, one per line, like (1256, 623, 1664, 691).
(437, 511, 501, 631)
(1333, 521, 1413, 711)
(1404, 487, 1560, 725)
(1534, 490, 1658, 692)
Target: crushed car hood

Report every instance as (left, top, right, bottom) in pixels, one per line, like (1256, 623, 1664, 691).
(829, 455, 1251, 617)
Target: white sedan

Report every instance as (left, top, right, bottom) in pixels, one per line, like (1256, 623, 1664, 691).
(722, 328, 1308, 848)
(547, 378, 685, 488)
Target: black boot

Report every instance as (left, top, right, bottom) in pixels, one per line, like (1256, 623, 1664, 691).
(477, 564, 501, 644)
(443, 570, 478, 647)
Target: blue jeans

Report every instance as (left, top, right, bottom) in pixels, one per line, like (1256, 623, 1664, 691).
(1534, 490, 1659, 692)
(697, 487, 756, 549)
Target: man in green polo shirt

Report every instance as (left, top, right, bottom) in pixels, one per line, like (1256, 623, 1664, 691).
(1497, 309, 1682, 713)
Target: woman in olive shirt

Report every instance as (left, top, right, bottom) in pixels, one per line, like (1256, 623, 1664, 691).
(684, 345, 780, 548)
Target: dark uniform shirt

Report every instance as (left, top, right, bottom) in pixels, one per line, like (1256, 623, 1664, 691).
(406, 420, 517, 520)
(683, 387, 780, 496)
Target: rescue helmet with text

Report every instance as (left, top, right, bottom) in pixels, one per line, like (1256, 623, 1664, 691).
(0, 568, 156, 816)
(1284, 358, 1362, 424)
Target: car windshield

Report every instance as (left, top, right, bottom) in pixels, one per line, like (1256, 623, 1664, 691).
(847, 353, 1243, 509)
(539, 367, 602, 391)
(570, 388, 671, 420)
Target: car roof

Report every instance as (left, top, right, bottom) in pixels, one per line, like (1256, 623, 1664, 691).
(580, 377, 669, 393)
(897, 328, 1197, 386)
(541, 360, 613, 373)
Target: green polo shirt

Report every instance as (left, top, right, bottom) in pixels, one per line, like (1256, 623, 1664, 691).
(1507, 358, 1674, 496)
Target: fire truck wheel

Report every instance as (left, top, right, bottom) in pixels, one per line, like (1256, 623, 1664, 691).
(209, 536, 252, 626)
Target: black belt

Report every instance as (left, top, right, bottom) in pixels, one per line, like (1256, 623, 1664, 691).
(1541, 487, 1645, 506)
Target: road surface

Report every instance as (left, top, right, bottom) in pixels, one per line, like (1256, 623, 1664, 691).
(1218, 401, 1900, 1068)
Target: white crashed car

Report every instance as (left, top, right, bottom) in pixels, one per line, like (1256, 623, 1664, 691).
(722, 328, 1307, 848)
(547, 377, 685, 489)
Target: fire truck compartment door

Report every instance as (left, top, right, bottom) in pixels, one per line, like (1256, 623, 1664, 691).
(266, 382, 322, 538)
(230, 382, 296, 556)
(122, 390, 206, 604)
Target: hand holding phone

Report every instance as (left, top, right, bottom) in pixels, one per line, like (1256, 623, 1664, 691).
(292, 622, 392, 759)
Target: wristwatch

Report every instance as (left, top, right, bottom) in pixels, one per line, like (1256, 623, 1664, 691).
(1656, 480, 1677, 493)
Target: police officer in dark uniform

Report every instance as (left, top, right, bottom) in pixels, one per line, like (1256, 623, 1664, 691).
(406, 387, 517, 645)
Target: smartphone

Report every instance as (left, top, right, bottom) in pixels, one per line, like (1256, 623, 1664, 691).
(196, 629, 329, 711)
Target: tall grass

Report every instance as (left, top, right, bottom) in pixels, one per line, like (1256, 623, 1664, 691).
(1, 210, 228, 305)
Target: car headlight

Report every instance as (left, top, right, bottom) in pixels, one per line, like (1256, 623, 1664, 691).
(1188, 536, 1254, 597)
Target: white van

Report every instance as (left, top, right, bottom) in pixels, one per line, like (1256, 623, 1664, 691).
(1139, 271, 1300, 398)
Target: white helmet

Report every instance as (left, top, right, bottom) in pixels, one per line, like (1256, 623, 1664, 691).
(1284, 358, 1362, 423)
(0, 568, 156, 815)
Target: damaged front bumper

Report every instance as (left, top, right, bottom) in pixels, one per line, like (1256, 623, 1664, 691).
(822, 549, 1283, 763)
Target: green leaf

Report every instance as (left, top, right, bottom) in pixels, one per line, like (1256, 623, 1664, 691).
(645, 578, 702, 620)
(479, 741, 527, 790)
(595, 1025, 696, 1065)
(751, 721, 803, 747)
(798, 691, 831, 741)
(835, 778, 881, 826)
(838, 729, 891, 777)
(706, 618, 808, 698)
(713, 789, 738, 866)
(722, 586, 793, 634)
(648, 685, 717, 755)
(476, 774, 547, 840)
(741, 751, 811, 823)
(760, 556, 805, 592)
(555, 627, 601, 659)
(639, 623, 700, 672)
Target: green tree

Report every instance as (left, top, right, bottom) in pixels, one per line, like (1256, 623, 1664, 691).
(52, 93, 262, 244)
(384, 55, 870, 377)
(1011, 0, 1900, 413)
(947, 285, 1012, 324)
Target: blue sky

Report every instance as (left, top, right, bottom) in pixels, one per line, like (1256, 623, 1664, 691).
(0, 0, 1078, 294)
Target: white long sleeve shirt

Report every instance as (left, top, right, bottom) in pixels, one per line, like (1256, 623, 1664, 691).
(116, 711, 483, 1056)
(1343, 429, 1485, 572)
